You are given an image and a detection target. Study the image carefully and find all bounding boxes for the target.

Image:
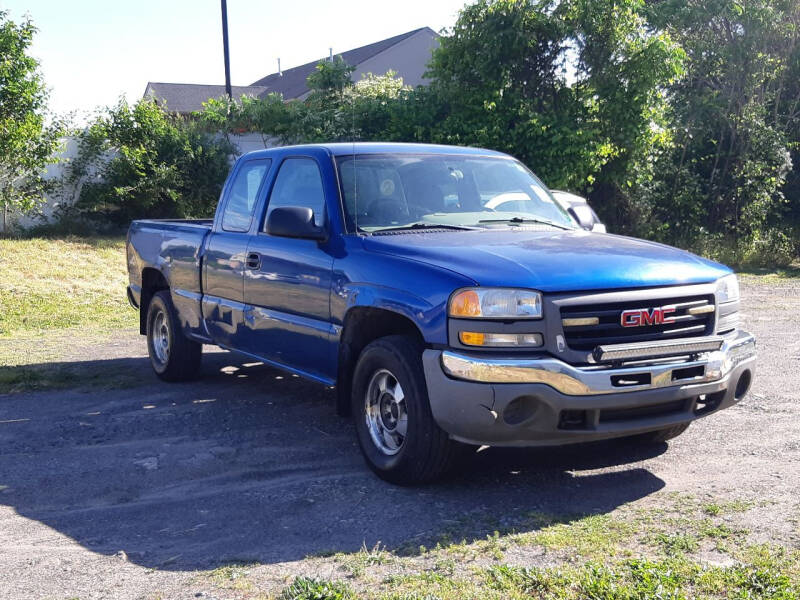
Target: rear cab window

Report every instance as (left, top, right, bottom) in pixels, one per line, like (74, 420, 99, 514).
(264, 157, 326, 229)
(221, 159, 271, 232)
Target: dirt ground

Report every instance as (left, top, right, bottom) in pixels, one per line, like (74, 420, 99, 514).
(0, 278, 798, 599)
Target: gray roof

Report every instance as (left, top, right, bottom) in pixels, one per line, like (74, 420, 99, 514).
(143, 82, 267, 114)
(251, 27, 436, 99)
(143, 26, 438, 113)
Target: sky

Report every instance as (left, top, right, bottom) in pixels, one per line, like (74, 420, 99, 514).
(1, 0, 467, 121)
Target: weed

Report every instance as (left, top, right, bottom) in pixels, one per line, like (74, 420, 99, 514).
(335, 542, 393, 577)
(280, 577, 355, 600)
(208, 563, 254, 591)
(653, 532, 700, 555)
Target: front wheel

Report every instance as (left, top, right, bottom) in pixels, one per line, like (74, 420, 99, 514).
(146, 290, 202, 382)
(352, 335, 465, 485)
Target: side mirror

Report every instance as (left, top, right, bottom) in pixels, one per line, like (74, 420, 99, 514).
(266, 206, 327, 241)
(568, 204, 595, 231)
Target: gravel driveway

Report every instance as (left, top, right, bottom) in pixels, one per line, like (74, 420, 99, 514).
(0, 278, 797, 599)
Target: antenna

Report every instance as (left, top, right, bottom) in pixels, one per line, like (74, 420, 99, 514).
(329, 47, 334, 62)
(352, 77, 358, 235)
(277, 58, 282, 76)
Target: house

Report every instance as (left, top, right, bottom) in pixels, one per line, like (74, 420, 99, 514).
(144, 27, 439, 115)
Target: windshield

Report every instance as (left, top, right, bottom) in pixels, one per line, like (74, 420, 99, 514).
(335, 154, 576, 233)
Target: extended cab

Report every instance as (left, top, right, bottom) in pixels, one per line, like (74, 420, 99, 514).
(126, 143, 756, 484)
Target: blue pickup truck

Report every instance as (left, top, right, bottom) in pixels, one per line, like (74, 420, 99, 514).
(126, 143, 756, 484)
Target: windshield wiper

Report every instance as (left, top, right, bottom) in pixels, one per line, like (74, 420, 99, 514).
(478, 216, 572, 230)
(376, 222, 477, 232)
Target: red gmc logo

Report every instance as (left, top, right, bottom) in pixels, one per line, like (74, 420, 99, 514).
(620, 306, 676, 327)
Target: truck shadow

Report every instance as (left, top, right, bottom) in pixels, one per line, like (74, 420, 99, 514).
(0, 352, 666, 570)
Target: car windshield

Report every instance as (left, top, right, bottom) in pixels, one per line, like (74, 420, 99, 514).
(335, 154, 576, 233)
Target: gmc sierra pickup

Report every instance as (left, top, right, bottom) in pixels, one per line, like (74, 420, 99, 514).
(126, 143, 756, 484)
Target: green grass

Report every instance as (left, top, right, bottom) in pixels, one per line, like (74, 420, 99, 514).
(0, 236, 137, 340)
(275, 549, 800, 599)
(0, 235, 142, 392)
(253, 496, 799, 599)
(334, 543, 395, 577)
(206, 563, 255, 592)
(738, 263, 800, 281)
(280, 577, 356, 600)
(0, 362, 143, 395)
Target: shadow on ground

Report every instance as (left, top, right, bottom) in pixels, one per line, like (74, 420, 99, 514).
(0, 351, 665, 570)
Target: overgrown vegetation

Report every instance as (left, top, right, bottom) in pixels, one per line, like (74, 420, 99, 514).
(28, 0, 800, 266)
(196, 0, 800, 268)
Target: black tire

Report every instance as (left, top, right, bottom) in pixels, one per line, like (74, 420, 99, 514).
(146, 290, 202, 382)
(629, 422, 690, 444)
(351, 335, 465, 485)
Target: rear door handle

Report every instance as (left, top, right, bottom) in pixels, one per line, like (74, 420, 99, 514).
(246, 252, 261, 269)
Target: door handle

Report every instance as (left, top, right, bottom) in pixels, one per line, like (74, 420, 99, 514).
(245, 252, 261, 269)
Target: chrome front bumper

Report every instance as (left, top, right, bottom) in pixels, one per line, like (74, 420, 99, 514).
(440, 330, 756, 396)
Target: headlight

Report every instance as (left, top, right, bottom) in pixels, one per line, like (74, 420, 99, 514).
(449, 288, 543, 319)
(459, 331, 543, 347)
(716, 274, 740, 303)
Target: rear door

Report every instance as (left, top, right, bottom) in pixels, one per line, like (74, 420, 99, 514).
(202, 157, 271, 347)
(241, 150, 337, 383)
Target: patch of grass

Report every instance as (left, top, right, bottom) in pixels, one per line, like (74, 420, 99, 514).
(335, 542, 394, 578)
(355, 550, 799, 599)
(652, 531, 701, 555)
(0, 362, 142, 394)
(279, 577, 355, 600)
(207, 563, 254, 591)
(0, 236, 136, 339)
(261, 495, 798, 599)
(739, 264, 800, 281)
(521, 512, 635, 559)
(702, 500, 754, 516)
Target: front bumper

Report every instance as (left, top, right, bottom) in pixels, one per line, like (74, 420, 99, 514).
(423, 330, 756, 446)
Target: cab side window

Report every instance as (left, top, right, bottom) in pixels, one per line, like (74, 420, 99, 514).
(265, 158, 326, 229)
(221, 159, 270, 232)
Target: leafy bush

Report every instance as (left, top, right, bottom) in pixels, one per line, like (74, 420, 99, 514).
(67, 99, 233, 224)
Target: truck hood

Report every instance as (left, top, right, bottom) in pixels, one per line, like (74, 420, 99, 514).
(362, 229, 731, 292)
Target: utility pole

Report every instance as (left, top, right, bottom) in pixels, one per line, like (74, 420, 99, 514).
(221, 0, 232, 99)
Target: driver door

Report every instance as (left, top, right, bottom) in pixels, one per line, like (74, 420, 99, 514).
(242, 153, 336, 383)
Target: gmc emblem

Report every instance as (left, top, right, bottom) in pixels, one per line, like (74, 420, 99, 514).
(620, 306, 676, 327)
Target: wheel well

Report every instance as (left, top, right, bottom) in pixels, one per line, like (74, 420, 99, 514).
(336, 307, 424, 416)
(139, 268, 169, 334)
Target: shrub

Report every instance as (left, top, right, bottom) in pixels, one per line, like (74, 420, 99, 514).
(66, 99, 233, 225)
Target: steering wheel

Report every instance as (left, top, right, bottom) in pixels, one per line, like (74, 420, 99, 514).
(368, 198, 409, 223)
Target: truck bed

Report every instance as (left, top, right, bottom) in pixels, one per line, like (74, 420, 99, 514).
(127, 219, 213, 330)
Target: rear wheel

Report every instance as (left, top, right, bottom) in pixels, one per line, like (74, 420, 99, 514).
(629, 422, 690, 444)
(352, 335, 464, 485)
(146, 290, 202, 381)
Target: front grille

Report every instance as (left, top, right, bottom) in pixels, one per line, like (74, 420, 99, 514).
(560, 295, 715, 351)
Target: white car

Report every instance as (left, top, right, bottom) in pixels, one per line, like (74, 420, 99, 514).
(482, 189, 606, 232)
(551, 190, 607, 233)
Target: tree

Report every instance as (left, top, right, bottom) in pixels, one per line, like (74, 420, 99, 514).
(639, 0, 800, 264)
(0, 11, 62, 231)
(425, 0, 683, 202)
